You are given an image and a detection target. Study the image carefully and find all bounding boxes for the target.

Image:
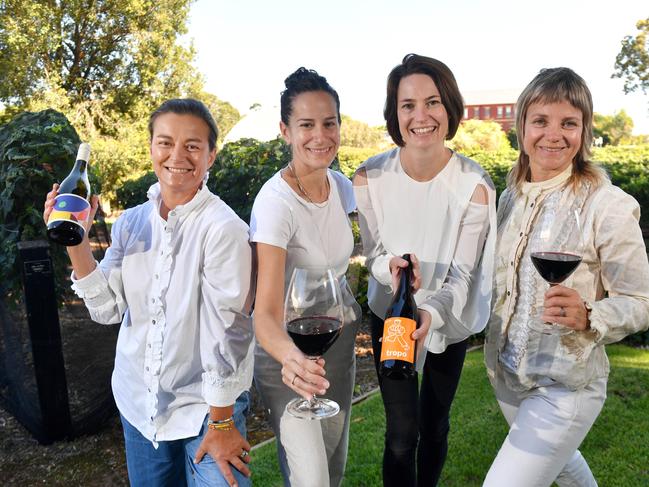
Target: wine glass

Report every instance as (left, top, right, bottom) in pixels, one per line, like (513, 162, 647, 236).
(284, 267, 344, 420)
(529, 206, 584, 335)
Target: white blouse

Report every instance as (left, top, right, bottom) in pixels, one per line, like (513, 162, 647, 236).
(71, 182, 254, 445)
(355, 148, 496, 355)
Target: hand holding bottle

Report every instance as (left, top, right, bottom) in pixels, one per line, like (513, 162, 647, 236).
(389, 253, 422, 293)
(44, 183, 100, 241)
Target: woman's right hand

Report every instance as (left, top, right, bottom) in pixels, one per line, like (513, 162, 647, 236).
(281, 346, 329, 400)
(389, 253, 422, 293)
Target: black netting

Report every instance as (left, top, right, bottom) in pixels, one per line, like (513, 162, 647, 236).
(0, 217, 119, 444)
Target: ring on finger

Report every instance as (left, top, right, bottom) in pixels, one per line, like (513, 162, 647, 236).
(240, 450, 249, 459)
(291, 374, 298, 386)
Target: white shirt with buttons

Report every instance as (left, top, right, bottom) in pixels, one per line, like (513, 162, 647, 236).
(71, 182, 253, 444)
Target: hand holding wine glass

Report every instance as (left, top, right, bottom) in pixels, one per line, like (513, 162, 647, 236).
(529, 207, 584, 334)
(284, 267, 344, 420)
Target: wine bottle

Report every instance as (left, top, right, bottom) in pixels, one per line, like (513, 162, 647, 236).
(379, 253, 419, 379)
(46, 142, 92, 246)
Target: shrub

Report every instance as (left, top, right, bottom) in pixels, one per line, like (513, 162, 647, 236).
(114, 171, 158, 209)
(0, 109, 84, 303)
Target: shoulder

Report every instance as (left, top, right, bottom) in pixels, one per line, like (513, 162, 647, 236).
(590, 182, 640, 216)
(202, 191, 249, 233)
(329, 169, 355, 212)
(452, 152, 495, 189)
(359, 148, 399, 173)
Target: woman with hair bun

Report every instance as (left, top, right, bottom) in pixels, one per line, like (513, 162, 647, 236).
(250, 67, 360, 486)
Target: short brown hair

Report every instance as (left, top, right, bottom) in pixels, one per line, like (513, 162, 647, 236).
(384, 54, 464, 147)
(509, 67, 606, 192)
(149, 98, 218, 151)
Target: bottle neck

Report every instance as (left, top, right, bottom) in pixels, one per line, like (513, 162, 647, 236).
(73, 159, 88, 173)
(398, 263, 412, 295)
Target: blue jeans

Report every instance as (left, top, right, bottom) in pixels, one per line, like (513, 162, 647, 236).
(121, 391, 251, 487)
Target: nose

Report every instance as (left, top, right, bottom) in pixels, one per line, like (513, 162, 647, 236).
(545, 123, 562, 141)
(170, 143, 186, 160)
(414, 103, 429, 121)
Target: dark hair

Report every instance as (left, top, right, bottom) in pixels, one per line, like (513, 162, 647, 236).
(508, 67, 605, 192)
(148, 98, 219, 151)
(280, 67, 341, 124)
(384, 54, 464, 147)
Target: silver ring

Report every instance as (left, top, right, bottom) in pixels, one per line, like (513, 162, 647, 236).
(240, 450, 249, 458)
(560, 306, 567, 317)
(291, 374, 298, 386)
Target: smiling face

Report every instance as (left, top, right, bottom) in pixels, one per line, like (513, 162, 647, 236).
(396, 73, 449, 151)
(523, 100, 583, 182)
(280, 90, 340, 171)
(150, 112, 217, 203)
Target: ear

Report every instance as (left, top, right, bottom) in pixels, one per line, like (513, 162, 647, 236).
(207, 146, 218, 169)
(280, 121, 291, 145)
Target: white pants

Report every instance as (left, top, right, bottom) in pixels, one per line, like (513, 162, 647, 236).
(483, 368, 607, 487)
(254, 321, 357, 487)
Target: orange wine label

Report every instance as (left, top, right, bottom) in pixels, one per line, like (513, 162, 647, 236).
(380, 317, 416, 364)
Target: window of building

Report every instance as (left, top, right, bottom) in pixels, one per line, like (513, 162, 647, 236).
(484, 107, 491, 118)
(474, 107, 480, 118)
(505, 105, 512, 117)
(464, 108, 468, 119)
(497, 106, 503, 118)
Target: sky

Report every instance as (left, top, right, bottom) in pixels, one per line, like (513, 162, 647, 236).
(188, 0, 649, 134)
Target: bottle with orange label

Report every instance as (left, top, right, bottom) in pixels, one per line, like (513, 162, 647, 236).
(46, 142, 91, 246)
(379, 253, 419, 379)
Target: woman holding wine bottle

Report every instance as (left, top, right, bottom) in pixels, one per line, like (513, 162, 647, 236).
(353, 53, 496, 486)
(483, 68, 649, 487)
(250, 67, 360, 486)
(43, 99, 255, 487)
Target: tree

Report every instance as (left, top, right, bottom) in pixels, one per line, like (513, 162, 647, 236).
(451, 119, 512, 153)
(196, 92, 241, 141)
(340, 115, 385, 148)
(613, 18, 649, 95)
(0, 0, 201, 132)
(593, 110, 634, 146)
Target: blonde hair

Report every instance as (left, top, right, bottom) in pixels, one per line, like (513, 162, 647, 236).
(508, 67, 607, 192)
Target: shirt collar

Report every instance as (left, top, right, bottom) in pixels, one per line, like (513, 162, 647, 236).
(146, 177, 212, 217)
(521, 164, 572, 197)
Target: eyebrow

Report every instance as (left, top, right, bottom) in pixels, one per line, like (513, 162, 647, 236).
(296, 116, 338, 122)
(399, 95, 441, 102)
(155, 134, 205, 143)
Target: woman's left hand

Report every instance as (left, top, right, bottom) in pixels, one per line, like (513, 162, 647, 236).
(542, 285, 590, 331)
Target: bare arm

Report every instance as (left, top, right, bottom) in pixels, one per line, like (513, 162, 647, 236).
(254, 243, 329, 399)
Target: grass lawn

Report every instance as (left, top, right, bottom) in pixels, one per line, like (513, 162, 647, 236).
(249, 344, 649, 486)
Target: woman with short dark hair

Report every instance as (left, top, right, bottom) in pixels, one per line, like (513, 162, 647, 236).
(44, 98, 254, 486)
(354, 53, 496, 486)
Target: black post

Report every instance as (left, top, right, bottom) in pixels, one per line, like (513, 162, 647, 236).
(17, 240, 71, 443)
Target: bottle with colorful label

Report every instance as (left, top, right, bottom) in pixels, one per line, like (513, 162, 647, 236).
(47, 143, 91, 246)
(379, 253, 419, 379)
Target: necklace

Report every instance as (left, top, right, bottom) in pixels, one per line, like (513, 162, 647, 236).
(287, 163, 329, 208)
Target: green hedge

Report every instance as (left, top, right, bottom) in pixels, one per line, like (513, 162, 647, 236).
(0, 109, 85, 303)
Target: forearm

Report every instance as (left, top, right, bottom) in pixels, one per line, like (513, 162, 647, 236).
(254, 310, 297, 364)
(67, 238, 97, 279)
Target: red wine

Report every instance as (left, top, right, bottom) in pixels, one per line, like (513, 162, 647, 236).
(531, 251, 582, 284)
(287, 316, 342, 357)
(380, 253, 419, 380)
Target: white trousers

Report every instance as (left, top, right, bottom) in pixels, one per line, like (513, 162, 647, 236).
(483, 368, 607, 487)
(254, 321, 357, 487)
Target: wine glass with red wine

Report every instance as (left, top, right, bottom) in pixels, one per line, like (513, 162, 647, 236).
(284, 267, 344, 420)
(529, 207, 583, 334)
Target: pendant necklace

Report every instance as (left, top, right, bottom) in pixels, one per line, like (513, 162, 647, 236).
(287, 163, 329, 209)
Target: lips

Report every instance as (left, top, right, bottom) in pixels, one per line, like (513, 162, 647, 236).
(411, 126, 437, 135)
(165, 166, 192, 174)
